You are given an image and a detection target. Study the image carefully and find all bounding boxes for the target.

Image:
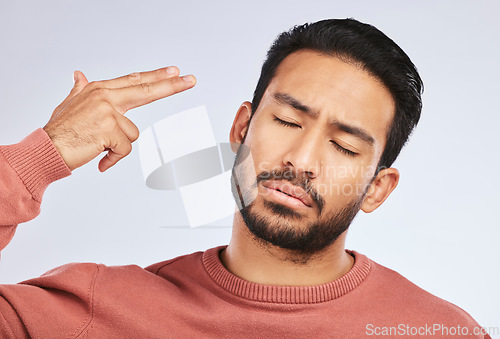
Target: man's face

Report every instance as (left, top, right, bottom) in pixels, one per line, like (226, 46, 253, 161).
(232, 50, 395, 258)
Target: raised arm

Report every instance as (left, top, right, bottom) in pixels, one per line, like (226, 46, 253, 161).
(0, 66, 196, 252)
(0, 129, 71, 251)
(0, 67, 196, 337)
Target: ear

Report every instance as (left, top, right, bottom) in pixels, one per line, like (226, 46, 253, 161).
(361, 167, 400, 213)
(229, 101, 252, 152)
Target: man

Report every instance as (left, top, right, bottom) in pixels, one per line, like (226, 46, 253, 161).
(0, 19, 489, 338)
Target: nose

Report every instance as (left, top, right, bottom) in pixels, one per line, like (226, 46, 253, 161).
(282, 131, 322, 180)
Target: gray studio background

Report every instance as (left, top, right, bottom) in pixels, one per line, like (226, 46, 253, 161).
(0, 0, 498, 334)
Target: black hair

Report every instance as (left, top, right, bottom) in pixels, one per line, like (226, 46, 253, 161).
(251, 18, 423, 171)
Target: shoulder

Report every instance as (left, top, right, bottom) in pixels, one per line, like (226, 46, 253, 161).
(20, 262, 101, 291)
(357, 251, 481, 327)
(21, 247, 212, 289)
(145, 250, 205, 275)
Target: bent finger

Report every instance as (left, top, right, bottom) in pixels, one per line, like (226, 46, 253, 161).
(98, 131, 133, 172)
(115, 115, 140, 143)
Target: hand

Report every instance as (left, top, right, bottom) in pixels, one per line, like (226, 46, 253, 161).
(43, 67, 196, 172)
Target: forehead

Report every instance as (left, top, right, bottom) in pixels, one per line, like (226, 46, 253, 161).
(263, 50, 395, 149)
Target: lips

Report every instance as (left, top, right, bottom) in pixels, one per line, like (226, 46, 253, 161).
(261, 180, 314, 207)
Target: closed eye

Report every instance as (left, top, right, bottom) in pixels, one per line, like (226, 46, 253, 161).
(331, 141, 358, 157)
(274, 117, 301, 128)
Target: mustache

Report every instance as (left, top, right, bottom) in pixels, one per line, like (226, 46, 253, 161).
(256, 169, 325, 214)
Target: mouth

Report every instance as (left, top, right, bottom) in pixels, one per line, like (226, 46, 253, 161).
(260, 180, 314, 209)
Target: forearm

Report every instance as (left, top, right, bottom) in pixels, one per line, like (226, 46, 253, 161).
(0, 67, 193, 252)
(0, 129, 71, 251)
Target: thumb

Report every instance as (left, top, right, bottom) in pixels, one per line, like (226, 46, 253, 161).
(72, 70, 89, 93)
(48, 70, 91, 121)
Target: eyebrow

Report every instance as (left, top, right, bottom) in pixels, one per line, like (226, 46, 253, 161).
(273, 92, 375, 145)
(274, 92, 318, 118)
(331, 120, 375, 145)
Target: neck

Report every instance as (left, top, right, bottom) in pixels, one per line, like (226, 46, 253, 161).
(220, 212, 354, 286)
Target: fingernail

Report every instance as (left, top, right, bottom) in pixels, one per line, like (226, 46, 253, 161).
(182, 75, 195, 83)
(73, 71, 77, 84)
(166, 66, 178, 75)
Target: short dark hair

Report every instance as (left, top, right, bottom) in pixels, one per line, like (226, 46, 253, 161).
(251, 18, 423, 171)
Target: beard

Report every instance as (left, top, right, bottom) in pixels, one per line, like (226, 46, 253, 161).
(231, 144, 366, 262)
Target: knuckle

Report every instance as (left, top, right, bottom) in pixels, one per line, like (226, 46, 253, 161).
(87, 81, 101, 90)
(124, 142, 133, 155)
(127, 72, 142, 85)
(131, 127, 140, 142)
(139, 82, 152, 94)
(100, 115, 117, 131)
(92, 87, 111, 100)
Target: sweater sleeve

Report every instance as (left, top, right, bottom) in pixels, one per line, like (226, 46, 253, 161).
(0, 262, 100, 338)
(0, 131, 99, 338)
(0, 128, 71, 252)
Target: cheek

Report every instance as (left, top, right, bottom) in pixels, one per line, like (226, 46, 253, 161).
(324, 158, 375, 182)
(318, 162, 375, 205)
(245, 118, 292, 172)
(249, 116, 292, 146)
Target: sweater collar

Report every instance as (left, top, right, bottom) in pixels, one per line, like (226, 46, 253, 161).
(202, 246, 371, 304)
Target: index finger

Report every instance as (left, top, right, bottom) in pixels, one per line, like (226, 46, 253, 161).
(96, 66, 181, 90)
(111, 74, 197, 114)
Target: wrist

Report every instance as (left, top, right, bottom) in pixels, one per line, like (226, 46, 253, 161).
(1, 129, 71, 201)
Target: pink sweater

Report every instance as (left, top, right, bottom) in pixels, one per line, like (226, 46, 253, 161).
(0, 130, 490, 338)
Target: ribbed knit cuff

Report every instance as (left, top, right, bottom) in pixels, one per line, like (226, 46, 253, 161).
(0, 129, 71, 202)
